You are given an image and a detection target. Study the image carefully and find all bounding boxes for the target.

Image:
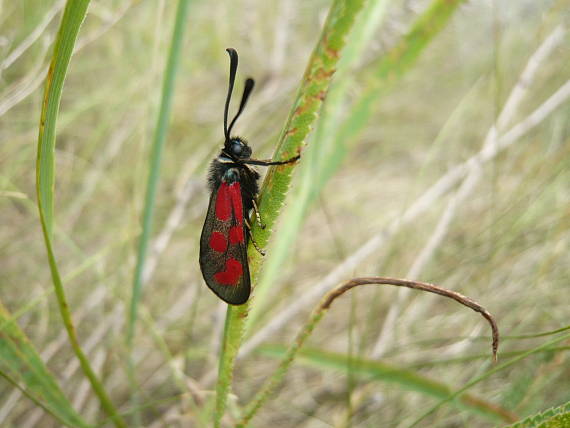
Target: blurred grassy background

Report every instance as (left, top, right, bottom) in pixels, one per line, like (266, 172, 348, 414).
(1, 0, 569, 426)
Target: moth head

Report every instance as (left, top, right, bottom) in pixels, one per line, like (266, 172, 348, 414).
(225, 137, 252, 159)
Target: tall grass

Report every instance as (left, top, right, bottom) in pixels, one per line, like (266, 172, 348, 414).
(34, 1, 125, 426)
(127, 0, 191, 423)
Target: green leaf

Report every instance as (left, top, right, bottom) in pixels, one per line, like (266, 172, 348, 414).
(503, 401, 570, 428)
(0, 302, 90, 427)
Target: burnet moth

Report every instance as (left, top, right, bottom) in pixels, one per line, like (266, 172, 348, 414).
(199, 48, 299, 305)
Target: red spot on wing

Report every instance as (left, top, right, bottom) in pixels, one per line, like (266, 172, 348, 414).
(227, 183, 243, 224)
(215, 182, 243, 224)
(215, 183, 232, 221)
(214, 258, 243, 285)
(209, 232, 227, 252)
(229, 226, 244, 244)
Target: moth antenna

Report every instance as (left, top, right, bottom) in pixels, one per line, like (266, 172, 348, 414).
(224, 48, 255, 141)
(224, 48, 239, 142)
(227, 78, 255, 137)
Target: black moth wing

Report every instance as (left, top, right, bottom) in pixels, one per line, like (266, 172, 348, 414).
(199, 180, 251, 305)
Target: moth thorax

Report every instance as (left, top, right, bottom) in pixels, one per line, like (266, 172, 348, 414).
(223, 168, 240, 183)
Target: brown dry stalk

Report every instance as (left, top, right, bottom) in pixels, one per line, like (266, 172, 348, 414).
(320, 277, 499, 361)
(239, 276, 500, 426)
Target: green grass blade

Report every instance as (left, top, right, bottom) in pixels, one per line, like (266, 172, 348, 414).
(126, 0, 191, 423)
(35, 1, 126, 426)
(214, 305, 244, 427)
(0, 302, 91, 427)
(37, 0, 89, 237)
(338, 0, 466, 146)
(258, 345, 515, 423)
(214, 0, 367, 425)
(248, 0, 391, 330)
(503, 401, 570, 428)
(127, 0, 192, 345)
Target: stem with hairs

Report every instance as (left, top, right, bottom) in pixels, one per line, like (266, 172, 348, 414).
(213, 0, 367, 426)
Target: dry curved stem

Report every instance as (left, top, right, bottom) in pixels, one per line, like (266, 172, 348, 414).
(323, 277, 499, 361)
(239, 276, 499, 426)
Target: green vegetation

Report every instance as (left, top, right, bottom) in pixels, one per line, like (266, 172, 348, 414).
(0, 0, 568, 426)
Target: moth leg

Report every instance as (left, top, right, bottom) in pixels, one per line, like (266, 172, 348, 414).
(245, 218, 266, 256)
(251, 198, 265, 229)
(240, 154, 300, 167)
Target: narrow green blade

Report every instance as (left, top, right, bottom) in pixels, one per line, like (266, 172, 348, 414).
(259, 345, 516, 423)
(0, 302, 90, 427)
